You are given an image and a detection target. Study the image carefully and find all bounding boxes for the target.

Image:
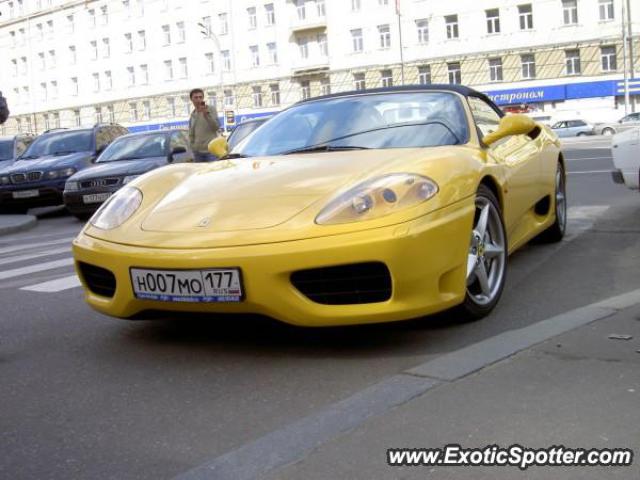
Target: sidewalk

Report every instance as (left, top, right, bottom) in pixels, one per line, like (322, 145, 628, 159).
(0, 214, 36, 236)
(268, 302, 640, 479)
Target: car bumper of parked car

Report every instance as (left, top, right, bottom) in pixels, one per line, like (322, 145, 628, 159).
(72, 199, 474, 327)
(0, 181, 66, 208)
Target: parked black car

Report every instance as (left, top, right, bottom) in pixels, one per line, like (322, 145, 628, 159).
(0, 124, 128, 213)
(0, 133, 36, 171)
(63, 129, 193, 219)
(227, 117, 270, 150)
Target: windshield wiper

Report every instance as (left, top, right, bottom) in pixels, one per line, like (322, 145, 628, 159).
(225, 153, 251, 159)
(282, 145, 370, 155)
(18, 155, 40, 160)
(52, 150, 78, 156)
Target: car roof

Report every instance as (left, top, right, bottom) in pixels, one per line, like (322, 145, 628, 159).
(296, 84, 504, 117)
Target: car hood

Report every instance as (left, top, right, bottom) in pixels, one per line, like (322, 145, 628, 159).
(9, 151, 93, 173)
(85, 146, 480, 248)
(0, 159, 14, 172)
(69, 158, 167, 182)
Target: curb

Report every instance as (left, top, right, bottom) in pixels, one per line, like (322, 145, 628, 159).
(0, 215, 37, 236)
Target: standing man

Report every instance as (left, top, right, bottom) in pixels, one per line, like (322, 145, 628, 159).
(0, 91, 9, 125)
(188, 88, 220, 162)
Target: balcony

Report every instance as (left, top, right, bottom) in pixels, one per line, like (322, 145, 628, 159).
(289, 12, 327, 34)
(291, 57, 329, 76)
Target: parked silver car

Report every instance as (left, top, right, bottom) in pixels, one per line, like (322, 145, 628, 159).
(551, 119, 594, 137)
(593, 112, 640, 136)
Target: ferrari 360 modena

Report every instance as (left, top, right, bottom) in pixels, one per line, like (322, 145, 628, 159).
(72, 85, 566, 326)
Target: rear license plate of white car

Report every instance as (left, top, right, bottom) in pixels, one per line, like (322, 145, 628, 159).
(83, 193, 112, 204)
(12, 189, 39, 199)
(130, 268, 243, 303)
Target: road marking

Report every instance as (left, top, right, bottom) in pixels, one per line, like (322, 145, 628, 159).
(21, 274, 81, 292)
(0, 258, 74, 280)
(567, 170, 611, 175)
(174, 288, 640, 480)
(0, 237, 73, 255)
(0, 246, 71, 266)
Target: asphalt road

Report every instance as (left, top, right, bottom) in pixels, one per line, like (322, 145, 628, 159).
(1, 137, 639, 480)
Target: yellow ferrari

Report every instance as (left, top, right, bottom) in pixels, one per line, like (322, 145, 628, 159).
(72, 85, 566, 326)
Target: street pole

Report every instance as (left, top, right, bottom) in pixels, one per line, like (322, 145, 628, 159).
(622, 0, 630, 115)
(626, 0, 635, 112)
(396, 0, 404, 85)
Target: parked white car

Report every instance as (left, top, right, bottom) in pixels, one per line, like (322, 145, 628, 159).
(611, 127, 640, 190)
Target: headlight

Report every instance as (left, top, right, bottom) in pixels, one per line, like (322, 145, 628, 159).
(65, 181, 79, 192)
(89, 186, 143, 230)
(46, 168, 76, 179)
(0, 176, 9, 185)
(46, 170, 59, 179)
(60, 167, 76, 177)
(315, 173, 438, 225)
(123, 175, 139, 185)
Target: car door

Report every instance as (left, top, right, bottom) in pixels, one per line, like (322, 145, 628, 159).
(468, 96, 542, 239)
(619, 113, 640, 133)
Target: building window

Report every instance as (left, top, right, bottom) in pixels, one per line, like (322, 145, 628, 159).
(486, 9, 500, 34)
(418, 65, 431, 84)
(351, 29, 363, 53)
(219, 13, 228, 35)
(296, 0, 306, 20)
(352, 0, 361, 11)
(87, 41, 96, 60)
(247, 7, 257, 29)
(124, 33, 133, 53)
(67, 14, 74, 33)
(94, 107, 102, 124)
(20, 57, 28, 75)
(521, 54, 536, 79)
(135, 0, 144, 17)
(44, 114, 50, 131)
(140, 64, 148, 84)
(50, 81, 58, 99)
(164, 60, 173, 80)
(353, 72, 366, 90)
(565, 49, 581, 75)
(104, 70, 112, 90)
(300, 80, 311, 100)
(162, 25, 171, 45)
(176, 22, 185, 43)
(53, 112, 60, 128)
(601, 46, 616, 72)
(102, 38, 110, 58)
(11, 59, 17, 77)
(489, 57, 503, 81)
(107, 105, 115, 123)
(381, 69, 393, 87)
(88, 9, 95, 27)
(48, 50, 56, 68)
(142, 101, 151, 121)
(445, 15, 459, 39)
(40, 82, 47, 101)
(100, 5, 108, 25)
(207, 92, 217, 110)
(267, 42, 278, 64)
(416, 19, 428, 44)
(205, 53, 215, 74)
(224, 89, 234, 107)
(122, 0, 130, 17)
(201, 16, 212, 35)
(320, 77, 331, 96)
(317, 0, 326, 16)
(250, 45, 260, 67)
(178, 57, 188, 78)
(318, 34, 328, 56)
(378, 24, 391, 48)
(137, 30, 146, 51)
(167, 97, 176, 117)
(518, 4, 533, 30)
(270, 83, 280, 105)
(298, 37, 309, 59)
(562, 0, 578, 25)
(265, 4, 275, 25)
(36, 23, 43, 40)
(181, 96, 190, 116)
(252, 86, 263, 108)
(448, 62, 461, 84)
(70, 77, 78, 96)
(38, 52, 45, 70)
(127, 66, 135, 86)
(129, 102, 138, 122)
(73, 110, 81, 127)
(222, 50, 231, 71)
(46, 20, 53, 37)
(599, 0, 614, 20)
(92, 73, 100, 92)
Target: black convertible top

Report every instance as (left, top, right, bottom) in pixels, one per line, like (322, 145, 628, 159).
(298, 84, 504, 117)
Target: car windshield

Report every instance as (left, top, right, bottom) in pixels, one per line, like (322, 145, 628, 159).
(0, 140, 13, 161)
(234, 92, 469, 157)
(21, 131, 93, 159)
(98, 133, 167, 162)
(228, 120, 268, 150)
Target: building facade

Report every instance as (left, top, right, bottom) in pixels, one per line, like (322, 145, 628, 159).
(0, 0, 638, 135)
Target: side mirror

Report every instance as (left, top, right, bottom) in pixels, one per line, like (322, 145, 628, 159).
(208, 136, 229, 159)
(482, 114, 537, 146)
(171, 146, 187, 155)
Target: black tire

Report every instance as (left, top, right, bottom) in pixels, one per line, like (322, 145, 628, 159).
(602, 127, 615, 136)
(537, 162, 567, 243)
(456, 184, 508, 321)
(577, 132, 586, 137)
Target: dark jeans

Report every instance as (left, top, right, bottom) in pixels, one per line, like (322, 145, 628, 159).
(194, 151, 219, 162)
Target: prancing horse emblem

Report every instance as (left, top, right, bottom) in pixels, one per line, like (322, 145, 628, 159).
(197, 217, 211, 228)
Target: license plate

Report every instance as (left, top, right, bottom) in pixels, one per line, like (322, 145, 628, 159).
(12, 189, 39, 199)
(83, 193, 112, 204)
(130, 268, 243, 303)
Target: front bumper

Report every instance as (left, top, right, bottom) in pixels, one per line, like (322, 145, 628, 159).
(0, 181, 65, 208)
(72, 200, 474, 326)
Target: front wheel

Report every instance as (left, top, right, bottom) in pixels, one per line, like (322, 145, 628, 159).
(457, 184, 508, 320)
(602, 127, 615, 136)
